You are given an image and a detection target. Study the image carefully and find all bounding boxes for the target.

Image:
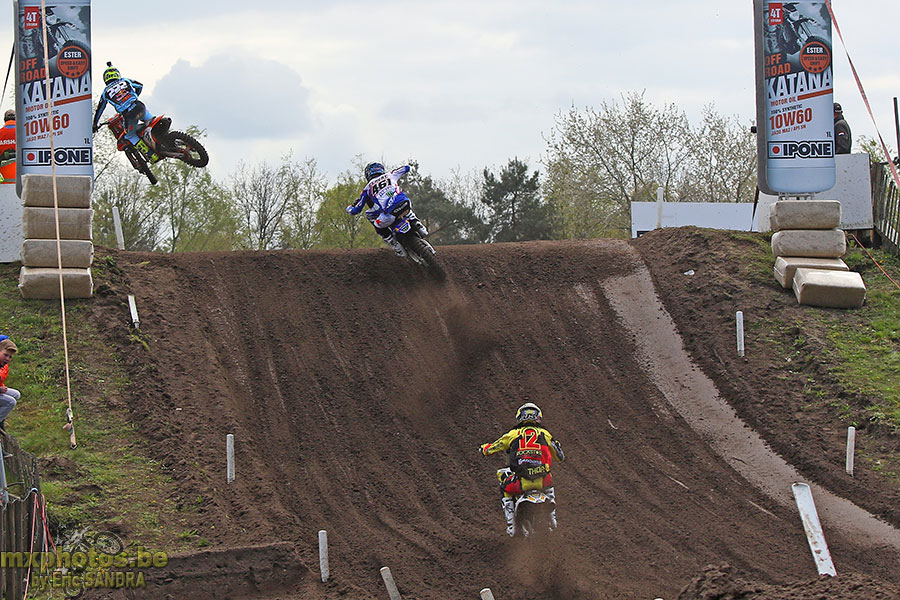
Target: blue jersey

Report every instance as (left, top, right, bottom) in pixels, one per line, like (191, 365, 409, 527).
(351, 165, 411, 213)
(93, 78, 144, 128)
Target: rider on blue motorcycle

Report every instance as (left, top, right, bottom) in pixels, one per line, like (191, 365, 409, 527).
(346, 162, 428, 258)
(480, 402, 566, 536)
(92, 62, 159, 154)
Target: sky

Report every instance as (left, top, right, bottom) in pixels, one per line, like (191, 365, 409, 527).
(3, 1, 900, 184)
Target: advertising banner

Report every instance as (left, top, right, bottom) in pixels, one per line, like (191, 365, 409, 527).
(753, 0, 834, 195)
(14, 0, 93, 195)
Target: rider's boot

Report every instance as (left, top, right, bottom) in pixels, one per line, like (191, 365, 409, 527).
(545, 487, 558, 530)
(407, 210, 428, 237)
(501, 497, 516, 537)
(382, 233, 407, 258)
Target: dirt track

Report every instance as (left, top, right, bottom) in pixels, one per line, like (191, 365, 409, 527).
(88, 232, 900, 599)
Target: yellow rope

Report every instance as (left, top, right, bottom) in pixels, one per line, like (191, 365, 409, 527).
(39, 0, 76, 449)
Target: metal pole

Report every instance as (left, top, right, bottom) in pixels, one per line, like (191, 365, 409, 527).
(893, 97, 899, 160)
(655, 186, 664, 229)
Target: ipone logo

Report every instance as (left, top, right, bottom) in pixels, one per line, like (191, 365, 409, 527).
(768, 140, 834, 159)
(23, 147, 92, 166)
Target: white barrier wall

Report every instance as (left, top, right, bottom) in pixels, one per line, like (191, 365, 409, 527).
(0, 184, 23, 263)
(757, 153, 873, 231)
(631, 202, 759, 238)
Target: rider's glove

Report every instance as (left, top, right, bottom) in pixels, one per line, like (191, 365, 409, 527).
(479, 443, 490, 456)
(552, 440, 565, 461)
(346, 204, 361, 215)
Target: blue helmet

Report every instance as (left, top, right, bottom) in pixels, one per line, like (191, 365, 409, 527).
(364, 162, 385, 181)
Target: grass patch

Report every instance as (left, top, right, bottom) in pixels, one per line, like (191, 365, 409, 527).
(0, 262, 202, 553)
(823, 246, 900, 431)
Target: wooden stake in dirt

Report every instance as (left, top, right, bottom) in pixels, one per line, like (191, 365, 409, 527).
(846, 426, 856, 476)
(318, 530, 329, 583)
(226, 434, 235, 483)
(655, 186, 664, 229)
(380, 566, 402, 600)
(736, 311, 745, 357)
(480, 588, 496, 600)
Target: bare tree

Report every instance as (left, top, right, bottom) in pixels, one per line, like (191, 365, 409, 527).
(231, 154, 303, 250)
(279, 157, 326, 249)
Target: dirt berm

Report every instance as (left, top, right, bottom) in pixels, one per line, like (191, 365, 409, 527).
(86, 228, 900, 599)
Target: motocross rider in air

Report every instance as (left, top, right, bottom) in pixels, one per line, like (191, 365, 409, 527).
(480, 403, 566, 536)
(346, 162, 428, 258)
(92, 62, 165, 158)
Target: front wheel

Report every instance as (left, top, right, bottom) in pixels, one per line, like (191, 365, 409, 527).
(165, 131, 209, 167)
(407, 236, 445, 279)
(124, 146, 158, 185)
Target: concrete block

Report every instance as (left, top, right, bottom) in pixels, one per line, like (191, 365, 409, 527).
(21, 240, 94, 268)
(773, 256, 848, 288)
(18, 267, 93, 299)
(22, 207, 92, 240)
(770, 200, 841, 231)
(21, 174, 92, 208)
(771, 229, 846, 258)
(792, 268, 866, 309)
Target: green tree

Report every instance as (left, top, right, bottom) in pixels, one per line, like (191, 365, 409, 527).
(403, 161, 484, 245)
(146, 128, 239, 252)
(92, 166, 164, 251)
(314, 173, 382, 249)
(279, 157, 326, 249)
(480, 158, 551, 242)
(679, 106, 757, 204)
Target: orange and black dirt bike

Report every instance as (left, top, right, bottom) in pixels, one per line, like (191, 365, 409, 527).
(98, 113, 209, 185)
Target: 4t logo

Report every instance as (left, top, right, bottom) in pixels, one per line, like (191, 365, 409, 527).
(768, 3, 783, 26)
(24, 6, 40, 30)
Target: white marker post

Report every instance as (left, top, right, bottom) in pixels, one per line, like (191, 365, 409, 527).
(380, 566, 402, 600)
(655, 186, 664, 229)
(791, 482, 837, 577)
(111, 205, 126, 250)
(318, 530, 329, 582)
(845, 426, 856, 476)
(226, 434, 235, 483)
(480, 588, 496, 600)
(736, 311, 745, 357)
(127, 295, 140, 329)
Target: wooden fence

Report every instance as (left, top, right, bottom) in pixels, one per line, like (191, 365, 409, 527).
(0, 432, 41, 600)
(871, 161, 900, 254)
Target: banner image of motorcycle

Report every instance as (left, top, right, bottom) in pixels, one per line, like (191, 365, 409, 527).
(14, 0, 93, 195)
(753, 0, 834, 195)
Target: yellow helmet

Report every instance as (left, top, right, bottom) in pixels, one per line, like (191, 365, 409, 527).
(103, 62, 121, 84)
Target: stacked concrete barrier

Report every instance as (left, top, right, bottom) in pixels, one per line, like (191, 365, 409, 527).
(18, 175, 94, 299)
(769, 199, 865, 308)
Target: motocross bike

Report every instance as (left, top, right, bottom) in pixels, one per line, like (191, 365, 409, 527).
(381, 193, 444, 278)
(98, 113, 209, 185)
(496, 467, 557, 538)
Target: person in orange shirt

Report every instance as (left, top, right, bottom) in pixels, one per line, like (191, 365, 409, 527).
(0, 110, 16, 183)
(0, 337, 20, 431)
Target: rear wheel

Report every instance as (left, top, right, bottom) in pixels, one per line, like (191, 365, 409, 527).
(516, 502, 552, 538)
(124, 146, 158, 185)
(165, 131, 209, 167)
(407, 236, 445, 279)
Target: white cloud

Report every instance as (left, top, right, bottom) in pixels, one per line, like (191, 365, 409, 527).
(146, 53, 314, 140)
